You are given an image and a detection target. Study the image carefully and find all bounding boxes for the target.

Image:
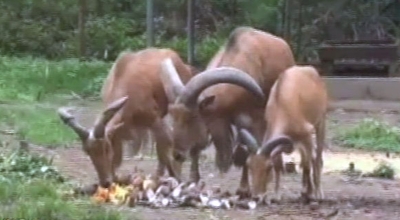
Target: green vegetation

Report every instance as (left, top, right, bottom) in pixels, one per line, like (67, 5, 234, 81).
(0, 56, 110, 147)
(334, 118, 400, 153)
(1, 0, 395, 64)
(0, 56, 111, 102)
(0, 0, 397, 217)
(0, 149, 128, 220)
(368, 162, 396, 179)
(0, 106, 77, 146)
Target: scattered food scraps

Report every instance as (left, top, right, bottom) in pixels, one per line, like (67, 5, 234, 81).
(77, 172, 260, 210)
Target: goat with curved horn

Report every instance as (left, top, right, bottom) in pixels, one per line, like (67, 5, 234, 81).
(160, 58, 185, 103)
(93, 96, 128, 138)
(246, 65, 328, 202)
(158, 27, 296, 192)
(257, 136, 294, 156)
(58, 107, 89, 140)
(238, 128, 259, 153)
(161, 59, 266, 107)
(58, 48, 194, 188)
(178, 67, 266, 108)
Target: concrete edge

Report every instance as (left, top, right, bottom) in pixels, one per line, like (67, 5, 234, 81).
(323, 77, 400, 101)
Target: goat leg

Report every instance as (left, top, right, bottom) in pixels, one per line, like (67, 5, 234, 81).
(189, 147, 201, 183)
(273, 154, 284, 202)
(111, 136, 123, 182)
(151, 118, 180, 181)
(300, 137, 315, 201)
(236, 166, 251, 199)
(313, 119, 326, 200)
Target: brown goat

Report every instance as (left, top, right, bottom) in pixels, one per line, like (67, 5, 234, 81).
(159, 58, 265, 181)
(239, 65, 328, 201)
(159, 26, 295, 186)
(57, 48, 193, 187)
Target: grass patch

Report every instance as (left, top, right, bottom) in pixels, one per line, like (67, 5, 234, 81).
(0, 105, 76, 146)
(0, 56, 111, 102)
(0, 149, 130, 220)
(366, 162, 396, 179)
(334, 118, 400, 152)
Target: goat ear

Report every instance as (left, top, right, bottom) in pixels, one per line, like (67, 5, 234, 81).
(198, 95, 215, 110)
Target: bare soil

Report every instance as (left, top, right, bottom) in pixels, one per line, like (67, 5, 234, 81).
(5, 100, 400, 220)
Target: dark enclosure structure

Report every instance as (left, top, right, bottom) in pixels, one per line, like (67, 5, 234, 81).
(145, 0, 400, 77)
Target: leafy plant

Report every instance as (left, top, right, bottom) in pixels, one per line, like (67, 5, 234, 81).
(334, 118, 400, 152)
(366, 161, 395, 179)
(0, 149, 64, 182)
(0, 150, 128, 220)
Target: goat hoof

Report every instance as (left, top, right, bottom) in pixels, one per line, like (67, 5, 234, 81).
(314, 189, 324, 201)
(252, 194, 270, 205)
(270, 193, 282, 204)
(189, 175, 200, 184)
(299, 192, 312, 204)
(236, 187, 251, 199)
(114, 174, 132, 186)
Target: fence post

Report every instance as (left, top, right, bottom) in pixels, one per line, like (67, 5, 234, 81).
(78, 0, 87, 58)
(296, 0, 303, 61)
(283, 0, 292, 43)
(146, 0, 154, 47)
(187, 0, 196, 65)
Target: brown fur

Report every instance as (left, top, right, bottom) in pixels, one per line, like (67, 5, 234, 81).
(244, 65, 328, 201)
(202, 27, 295, 174)
(159, 26, 295, 187)
(58, 48, 193, 187)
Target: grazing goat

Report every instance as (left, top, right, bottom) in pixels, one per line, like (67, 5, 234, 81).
(57, 48, 193, 187)
(238, 65, 328, 201)
(159, 26, 295, 186)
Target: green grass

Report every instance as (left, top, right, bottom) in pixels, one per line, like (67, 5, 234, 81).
(0, 56, 111, 103)
(334, 118, 400, 152)
(0, 105, 77, 146)
(0, 149, 131, 220)
(0, 181, 126, 220)
(0, 55, 110, 146)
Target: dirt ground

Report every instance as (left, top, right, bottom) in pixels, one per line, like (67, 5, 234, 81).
(7, 100, 400, 219)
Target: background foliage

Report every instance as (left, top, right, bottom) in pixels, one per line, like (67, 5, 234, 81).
(0, 0, 398, 105)
(0, 0, 398, 65)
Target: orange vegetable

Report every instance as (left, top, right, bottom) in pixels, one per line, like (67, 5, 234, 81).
(91, 183, 134, 205)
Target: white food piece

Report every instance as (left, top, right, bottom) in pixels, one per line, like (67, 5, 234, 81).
(208, 199, 222, 208)
(187, 182, 197, 190)
(199, 193, 209, 205)
(221, 199, 231, 209)
(145, 189, 156, 203)
(248, 201, 257, 210)
(172, 182, 186, 198)
(164, 177, 179, 188)
(161, 198, 169, 206)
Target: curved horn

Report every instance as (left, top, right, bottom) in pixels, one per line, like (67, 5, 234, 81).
(238, 128, 259, 153)
(258, 135, 294, 156)
(58, 107, 89, 140)
(93, 96, 128, 138)
(179, 67, 266, 108)
(159, 58, 185, 103)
